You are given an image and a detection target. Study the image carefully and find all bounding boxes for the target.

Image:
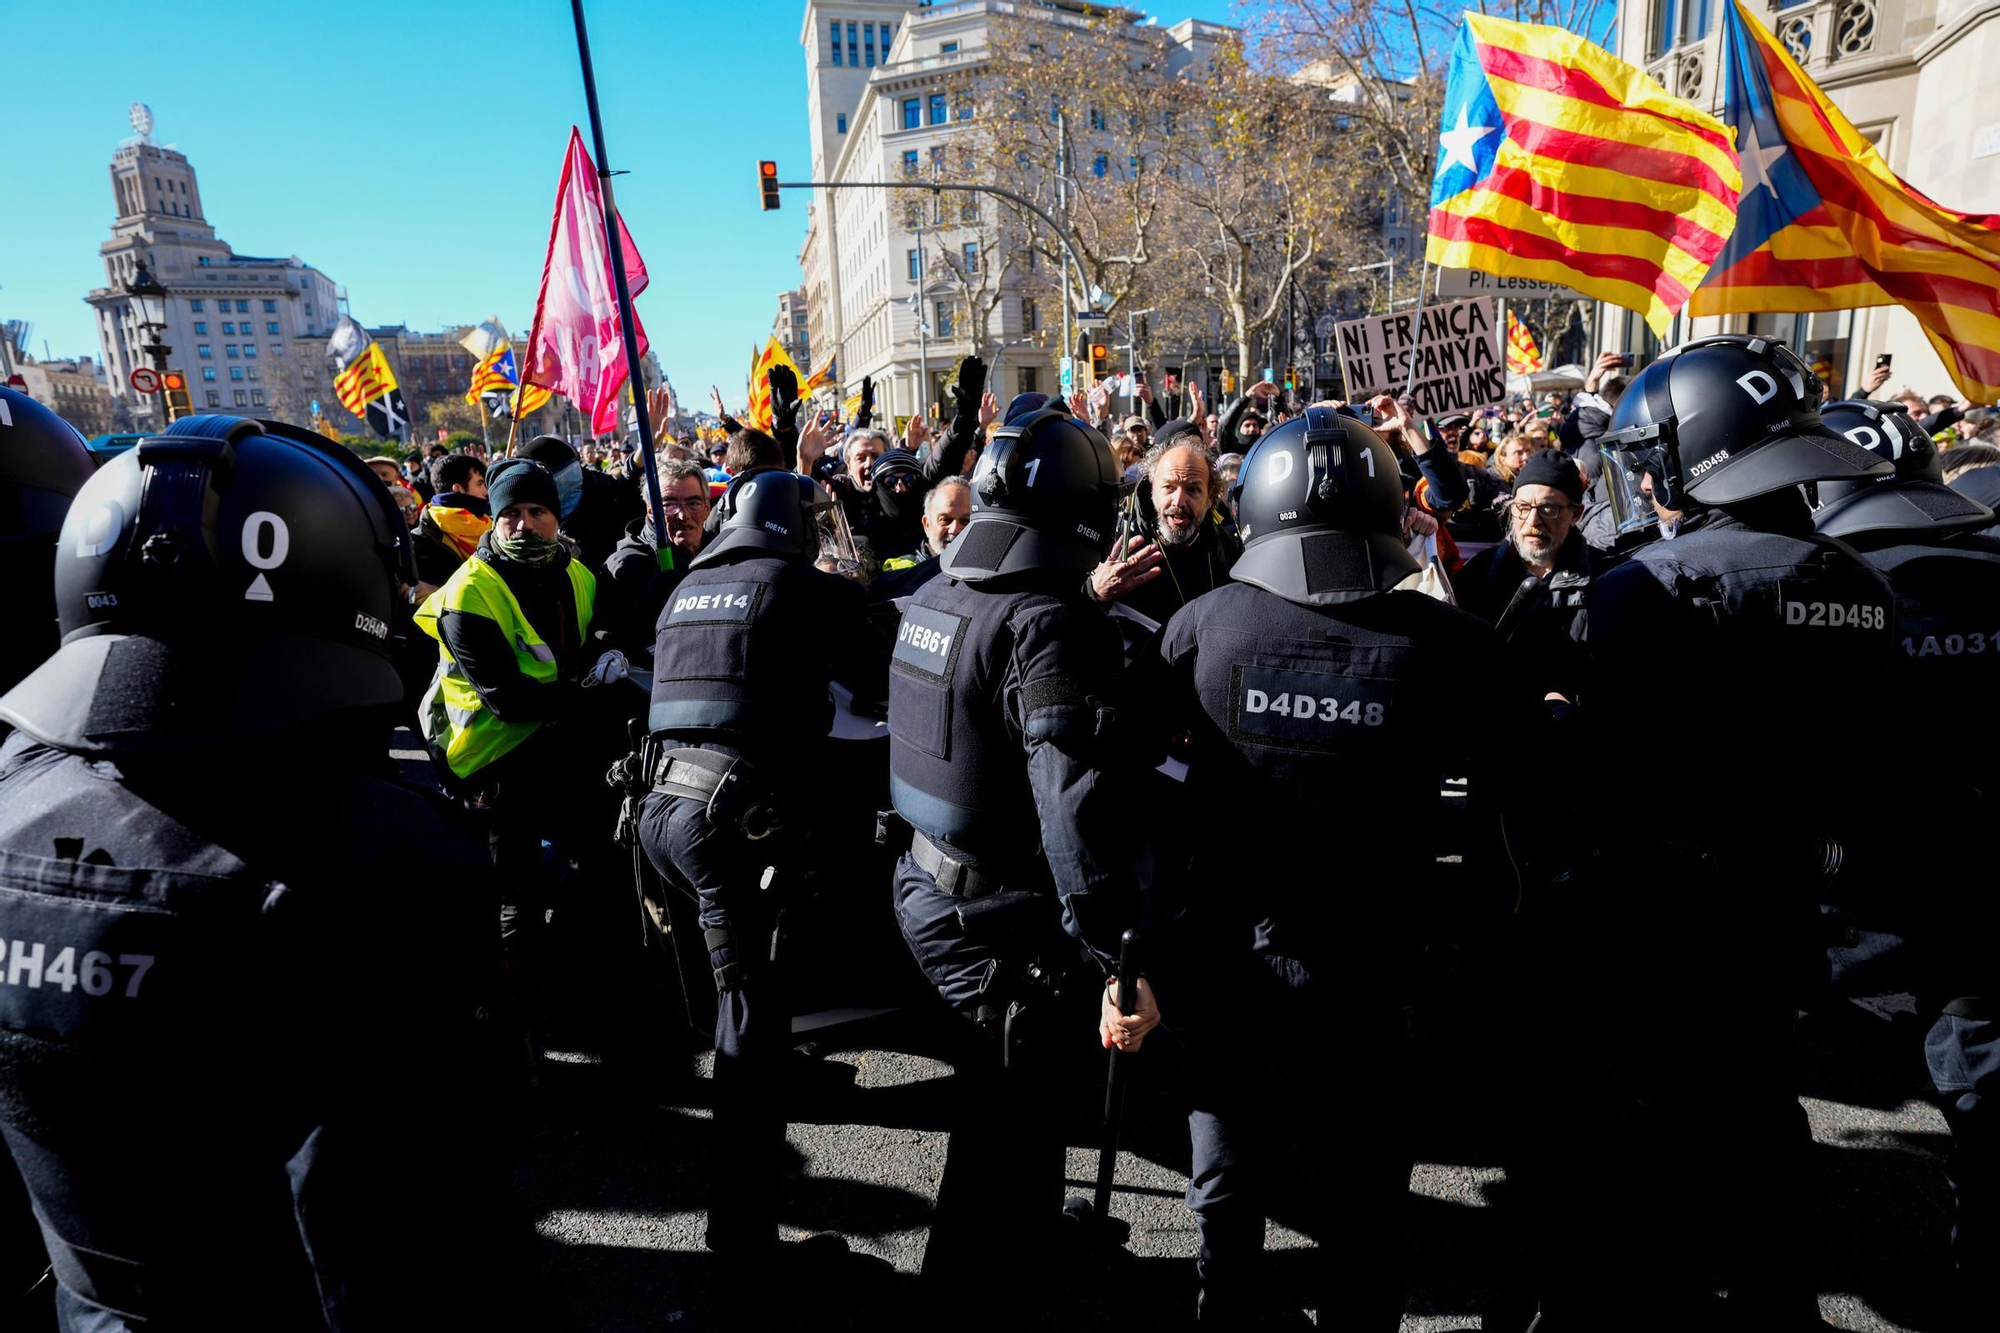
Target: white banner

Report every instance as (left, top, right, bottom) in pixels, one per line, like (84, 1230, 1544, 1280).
(1333, 297, 1506, 417)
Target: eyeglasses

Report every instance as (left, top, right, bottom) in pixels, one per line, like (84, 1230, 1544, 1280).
(1511, 500, 1574, 520)
(661, 496, 710, 515)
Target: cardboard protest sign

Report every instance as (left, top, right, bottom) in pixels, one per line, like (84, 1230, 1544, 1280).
(1333, 298, 1505, 416)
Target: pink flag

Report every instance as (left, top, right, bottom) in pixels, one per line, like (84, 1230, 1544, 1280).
(523, 127, 650, 436)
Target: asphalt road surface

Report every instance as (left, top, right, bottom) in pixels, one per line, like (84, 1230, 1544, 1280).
(386, 735, 1960, 1330)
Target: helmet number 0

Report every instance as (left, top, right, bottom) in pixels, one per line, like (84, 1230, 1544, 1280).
(241, 511, 291, 570)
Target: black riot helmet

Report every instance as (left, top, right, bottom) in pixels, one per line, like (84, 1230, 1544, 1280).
(941, 404, 1120, 583)
(1, 386, 98, 692)
(692, 467, 834, 567)
(1599, 334, 1889, 532)
(1812, 398, 1994, 539)
(0, 414, 415, 755)
(1229, 406, 1420, 607)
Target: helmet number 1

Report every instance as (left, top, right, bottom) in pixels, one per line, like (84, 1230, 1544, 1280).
(1024, 458, 1041, 487)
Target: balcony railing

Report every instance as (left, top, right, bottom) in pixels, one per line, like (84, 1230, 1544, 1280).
(1645, 0, 1882, 106)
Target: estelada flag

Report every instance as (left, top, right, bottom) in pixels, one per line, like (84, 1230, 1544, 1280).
(804, 355, 837, 393)
(1691, 1, 2000, 400)
(1505, 311, 1545, 374)
(334, 342, 397, 417)
(1426, 14, 1741, 336)
(523, 127, 650, 436)
(745, 336, 802, 432)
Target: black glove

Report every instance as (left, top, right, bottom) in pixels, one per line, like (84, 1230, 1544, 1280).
(855, 374, 876, 428)
(768, 365, 802, 442)
(950, 356, 987, 422)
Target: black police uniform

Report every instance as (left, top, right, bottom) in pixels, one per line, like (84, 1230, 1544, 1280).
(886, 401, 1142, 1299)
(1524, 338, 1898, 1331)
(1146, 408, 1541, 1325)
(0, 415, 536, 1330)
(1812, 398, 2000, 1298)
(637, 471, 887, 1257)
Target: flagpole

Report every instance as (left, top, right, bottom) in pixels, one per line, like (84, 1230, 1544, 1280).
(1402, 259, 1434, 398)
(568, 0, 669, 564)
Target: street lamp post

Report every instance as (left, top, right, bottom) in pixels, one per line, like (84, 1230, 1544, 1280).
(1346, 258, 1396, 316)
(126, 261, 171, 426)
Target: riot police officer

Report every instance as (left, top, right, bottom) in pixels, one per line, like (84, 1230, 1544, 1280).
(635, 467, 888, 1265)
(1814, 397, 2000, 1314)
(885, 398, 1156, 1307)
(1142, 407, 1540, 1325)
(0, 384, 96, 1323)
(1525, 335, 1898, 1331)
(0, 414, 535, 1330)
(0, 386, 95, 694)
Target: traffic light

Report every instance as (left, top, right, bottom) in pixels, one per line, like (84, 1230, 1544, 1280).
(162, 370, 192, 421)
(758, 160, 780, 211)
(1089, 342, 1109, 379)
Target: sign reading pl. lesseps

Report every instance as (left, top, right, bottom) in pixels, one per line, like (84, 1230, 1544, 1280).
(1333, 298, 1505, 417)
(1434, 268, 1586, 302)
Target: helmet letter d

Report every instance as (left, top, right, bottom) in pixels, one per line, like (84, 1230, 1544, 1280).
(1736, 369, 1780, 405)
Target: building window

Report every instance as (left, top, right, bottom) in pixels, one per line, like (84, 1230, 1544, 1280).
(1022, 298, 1039, 332)
(267, 322, 280, 335)
(902, 149, 919, 176)
(902, 98, 921, 130)
(206, 391, 222, 408)
(201, 366, 216, 381)
(233, 390, 248, 407)
(243, 344, 257, 358)
(247, 366, 259, 381)
(955, 94, 973, 121)
(942, 41, 959, 53)
(271, 345, 283, 358)
(262, 300, 277, 312)
(830, 19, 841, 64)
(928, 93, 947, 125)
(229, 366, 244, 381)
(235, 300, 249, 313)
(908, 248, 921, 280)
(837, 112, 848, 134)
(1130, 154, 1141, 176)
(225, 321, 239, 334)
(882, 21, 894, 51)
(935, 302, 954, 339)
(905, 200, 923, 227)
(962, 242, 979, 274)
(198, 344, 212, 358)
(226, 345, 239, 358)
(251, 390, 266, 407)
(864, 22, 876, 66)
(1091, 107, 1106, 131)
(960, 196, 978, 222)
(198, 257, 210, 267)
(1093, 153, 1109, 178)
(1019, 366, 1039, 395)
(193, 322, 208, 334)
(189, 299, 204, 313)
(847, 21, 857, 66)
(1051, 98, 1061, 123)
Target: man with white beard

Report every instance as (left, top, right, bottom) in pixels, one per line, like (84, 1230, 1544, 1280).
(1457, 449, 1604, 702)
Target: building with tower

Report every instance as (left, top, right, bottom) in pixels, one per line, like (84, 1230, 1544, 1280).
(84, 105, 343, 431)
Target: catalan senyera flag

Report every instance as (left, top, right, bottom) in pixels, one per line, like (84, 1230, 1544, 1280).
(1690, 2, 2000, 400)
(804, 355, 836, 394)
(745, 336, 802, 432)
(1426, 14, 1741, 337)
(1505, 311, 1545, 373)
(507, 383, 554, 418)
(334, 342, 398, 417)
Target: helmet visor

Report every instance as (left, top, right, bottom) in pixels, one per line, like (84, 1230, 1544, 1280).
(1601, 437, 1669, 537)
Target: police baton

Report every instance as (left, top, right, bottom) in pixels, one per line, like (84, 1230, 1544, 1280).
(1067, 928, 1141, 1247)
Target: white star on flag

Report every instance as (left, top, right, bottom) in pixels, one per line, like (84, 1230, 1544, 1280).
(1438, 105, 1499, 176)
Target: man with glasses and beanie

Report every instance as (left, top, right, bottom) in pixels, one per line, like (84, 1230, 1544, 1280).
(1457, 449, 1603, 704)
(598, 457, 712, 671)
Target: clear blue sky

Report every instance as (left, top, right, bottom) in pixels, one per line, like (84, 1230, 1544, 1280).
(0, 0, 813, 400)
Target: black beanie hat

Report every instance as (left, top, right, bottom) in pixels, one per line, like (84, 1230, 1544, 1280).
(1512, 449, 1584, 504)
(873, 447, 921, 481)
(485, 457, 561, 516)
